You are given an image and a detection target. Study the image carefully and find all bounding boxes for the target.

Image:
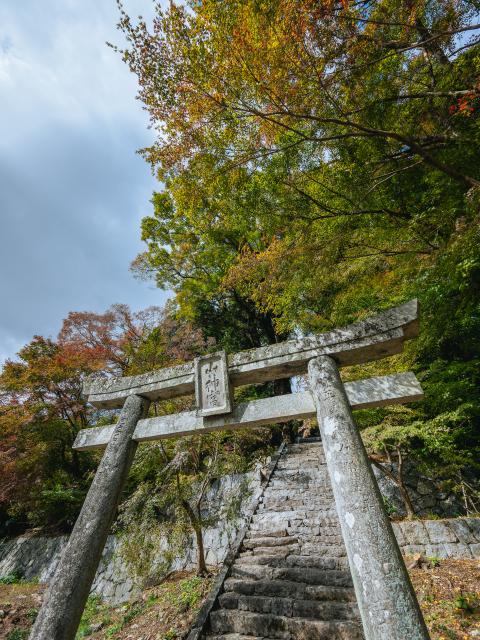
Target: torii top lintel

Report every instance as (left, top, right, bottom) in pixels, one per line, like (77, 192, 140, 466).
(84, 300, 419, 410)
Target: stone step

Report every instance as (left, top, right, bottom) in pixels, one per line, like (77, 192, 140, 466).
(230, 564, 353, 587)
(255, 512, 338, 523)
(268, 480, 330, 489)
(296, 543, 347, 557)
(244, 543, 346, 559)
(275, 460, 324, 466)
(205, 635, 269, 640)
(249, 529, 343, 543)
(248, 522, 340, 536)
(258, 492, 334, 503)
(242, 536, 298, 550)
(269, 468, 325, 475)
(224, 578, 357, 602)
(282, 445, 323, 452)
(201, 442, 362, 640)
(271, 471, 329, 479)
(258, 496, 334, 509)
(209, 610, 363, 639)
(245, 527, 341, 541)
(235, 553, 349, 571)
(244, 529, 288, 539)
(259, 495, 334, 505)
(258, 501, 335, 512)
(218, 592, 359, 621)
(249, 545, 300, 557)
(252, 511, 337, 524)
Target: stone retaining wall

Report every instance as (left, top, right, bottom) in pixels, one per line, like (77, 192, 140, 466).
(0, 471, 262, 604)
(373, 462, 463, 518)
(1, 453, 478, 607)
(0, 534, 135, 604)
(393, 517, 480, 559)
(2, 517, 478, 605)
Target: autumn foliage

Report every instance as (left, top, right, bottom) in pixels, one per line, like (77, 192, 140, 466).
(1, 0, 480, 535)
(0, 304, 212, 533)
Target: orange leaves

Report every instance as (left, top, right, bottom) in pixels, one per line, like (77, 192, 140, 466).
(222, 237, 296, 315)
(449, 90, 479, 117)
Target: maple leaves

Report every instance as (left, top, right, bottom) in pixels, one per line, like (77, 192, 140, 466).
(0, 302, 215, 532)
(449, 89, 479, 116)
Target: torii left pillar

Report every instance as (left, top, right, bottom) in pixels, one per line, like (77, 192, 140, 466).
(29, 394, 150, 640)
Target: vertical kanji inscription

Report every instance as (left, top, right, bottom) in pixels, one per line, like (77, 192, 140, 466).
(195, 351, 232, 417)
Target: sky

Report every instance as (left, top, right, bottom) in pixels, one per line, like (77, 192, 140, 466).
(0, 0, 168, 366)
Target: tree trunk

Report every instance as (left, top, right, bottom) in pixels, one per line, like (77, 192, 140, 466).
(194, 523, 208, 576)
(370, 456, 416, 519)
(398, 481, 416, 520)
(396, 448, 416, 519)
(181, 499, 208, 576)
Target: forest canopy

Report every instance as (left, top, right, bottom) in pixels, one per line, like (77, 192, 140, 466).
(1, 0, 479, 540)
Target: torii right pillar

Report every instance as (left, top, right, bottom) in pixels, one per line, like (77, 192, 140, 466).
(308, 356, 429, 640)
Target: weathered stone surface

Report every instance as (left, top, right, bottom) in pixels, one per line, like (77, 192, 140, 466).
(399, 521, 428, 545)
(373, 462, 463, 519)
(85, 300, 418, 408)
(1, 471, 262, 605)
(195, 351, 232, 417)
(2, 444, 477, 628)
(466, 518, 480, 541)
(308, 357, 429, 640)
(426, 520, 457, 544)
(448, 518, 476, 544)
(200, 440, 364, 640)
(74, 372, 423, 450)
(443, 543, 473, 558)
(209, 609, 364, 640)
(191, 439, 479, 640)
(29, 394, 150, 640)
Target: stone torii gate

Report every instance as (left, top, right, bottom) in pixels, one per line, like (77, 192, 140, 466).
(30, 299, 430, 640)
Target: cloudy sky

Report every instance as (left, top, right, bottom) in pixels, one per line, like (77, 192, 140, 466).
(0, 0, 168, 366)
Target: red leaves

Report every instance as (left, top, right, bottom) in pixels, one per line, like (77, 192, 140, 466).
(449, 90, 479, 117)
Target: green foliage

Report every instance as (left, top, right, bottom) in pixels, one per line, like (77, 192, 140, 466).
(454, 592, 478, 614)
(1, 0, 480, 546)
(76, 595, 111, 639)
(382, 496, 398, 517)
(26, 608, 38, 622)
(0, 303, 215, 533)
(111, 0, 480, 518)
(0, 571, 23, 585)
(117, 429, 270, 577)
(164, 575, 204, 612)
(6, 630, 29, 640)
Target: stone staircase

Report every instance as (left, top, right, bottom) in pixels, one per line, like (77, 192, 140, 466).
(203, 441, 364, 640)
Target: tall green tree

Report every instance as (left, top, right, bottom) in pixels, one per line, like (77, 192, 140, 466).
(113, 0, 480, 511)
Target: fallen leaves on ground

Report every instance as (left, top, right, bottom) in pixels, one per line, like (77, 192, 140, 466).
(0, 560, 479, 639)
(408, 558, 480, 639)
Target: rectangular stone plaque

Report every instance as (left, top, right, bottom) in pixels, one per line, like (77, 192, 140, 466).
(194, 351, 232, 417)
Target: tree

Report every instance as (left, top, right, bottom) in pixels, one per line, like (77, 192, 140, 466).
(111, 1, 480, 514)
(59, 304, 164, 375)
(117, 0, 480, 184)
(0, 336, 101, 531)
(0, 302, 214, 533)
(117, 429, 271, 578)
(114, 0, 479, 334)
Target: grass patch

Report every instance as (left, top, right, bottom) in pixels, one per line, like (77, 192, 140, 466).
(0, 572, 24, 585)
(6, 630, 29, 640)
(76, 595, 112, 639)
